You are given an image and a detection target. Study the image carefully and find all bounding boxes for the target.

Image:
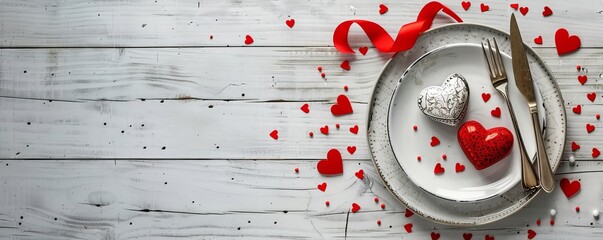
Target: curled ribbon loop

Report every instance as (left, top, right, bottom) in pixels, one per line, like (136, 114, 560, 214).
(333, 1, 463, 53)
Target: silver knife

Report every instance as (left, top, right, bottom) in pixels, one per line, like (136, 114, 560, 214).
(510, 13, 554, 193)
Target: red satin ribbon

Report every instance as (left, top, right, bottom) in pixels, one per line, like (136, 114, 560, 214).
(333, 1, 462, 54)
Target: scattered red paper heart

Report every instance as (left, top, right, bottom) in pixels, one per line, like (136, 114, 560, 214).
(509, 3, 519, 10)
(480, 3, 489, 12)
(317, 182, 327, 192)
(560, 178, 581, 198)
(578, 75, 588, 85)
(430, 136, 440, 146)
(593, 148, 601, 158)
(491, 107, 501, 118)
(519, 7, 529, 16)
(358, 46, 368, 55)
(300, 103, 310, 113)
(404, 223, 413, 233)
(350, 125, 359, 134)
(586, 123, 595, 133)
(347, 146, 357, 155)
(542, 6, 553, 17)
(331, 94, 353, 116)
(481, 92, 491, 102)
(462, 233, 472, 240)
(351, 203, 361, 213)
(555, 28, 581, 55)
(378, 4, 388, 15)
(405, 208, 414, 217)
(572, 105, 581, 114)
(485, 235, 495, 240)
(587, 92, 597, 102)
(431, 232, 441, 240)
(355, 169, 364, 179)
(320, 125, 329, 135)
(244, 35, 254, 45)
(285, 19, 295, 28)
(528, 229, 537, 239)
(534, 36, 543, 45)
(316, 149, 343, 175)
(571, 141, 580, 151)
(455, 162, 466, 173)
(269, 130, 278, 140)
(434, 163, 445, 175)
(340, 60, 351, 70)
(461, 1, 471, 11)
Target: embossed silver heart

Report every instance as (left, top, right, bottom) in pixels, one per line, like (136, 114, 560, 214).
(417, 73, 469, 126)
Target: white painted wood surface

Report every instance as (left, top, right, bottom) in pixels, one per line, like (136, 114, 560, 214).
(1, 0, 603, 239)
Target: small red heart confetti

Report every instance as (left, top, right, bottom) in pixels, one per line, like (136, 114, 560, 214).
(309, 131, 314, 137)
(573, 105, 581, 114)
(463, 233, 472, 240)
(317, 182, 327, 192)
(355, 169, 364, 179)
(431, 232, 441, 240)
(509, 3, 519, 10)
(491, 107, 501, 118)
(542, 6, 553, 17)
(380, 203, 385, 209)
(340, 60, 351, 71)
(335, 123, 340, 129)
(461, 1, 471, 11)
(347, 146, 356, 155)
(316, 149, 343, 175)
(244, 35, 254, 45)
(320, 125, 329, 135)
(285, 19, 295, 28)
(536, 219, 541, 226)
(480, 3, 489, 12)
(300, 103, 310, 113)
(405, 208, 414, 217)
(325, 201, 330, 206)
(317, 66, 323, 72)
(560, 178, 581, 198)
(295, 167, 299, 173)
(417, 155, 422, 161)
(578, 75, 588, 85)
(377, 219, 381, 225)
(586, 123, 595, 133)
(269, 130, 278, 140)
(404, 223, 413, 233)
(455, 162, 466, 173)
(555, 28, 581, 55)
(350, 125, 359, 134)
(359, 46, 368, 55)
(378, 4, 388, 14)
(430, 136, 440, 146)
(572, 141, 580, 151)
(485, 235, 495, 240)
(481, 93, 491, 102)
(534, 36, 543, 45)
(331, 94, 353, 116)
(519, 7, 529, 16)
(351, 203, 361, 213)
(434, 163, 445, 175)
(587, 92, 596, 102)
(527, 230, 536, 239)
(374, 197, 379, 203)
(593, 148, 601, 158)
(550, 219, 555, 225)
(343, 85, 349, 91)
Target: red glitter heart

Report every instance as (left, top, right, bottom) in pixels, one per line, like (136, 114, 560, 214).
(430, 136, 440, 147)
(528, 229, 537, 239)
(285, 19, 295, 28)
(587, 92, 596, 102)
(404, 223, 413, 233)
(572, 105, 581, 114)
(586, 124, 595, 133)
(405, 208, 414, 217)
(461, 1, 471, 11)
(340, 60, 351, 70)
(355, 169, 364, 179)
(317, 182, 327, 192)
(317, 149, 343, 175)
(331, 94, 353, 116)
(555, 28, 581, 55)
(358, 46, 368, 55)
(433, 163, 445, 175)
(378, 4, 388, 14)
(491, 107, 501, 118)
(455, 162, 466, 173)
(431, 232, 441, 240)
(320, 125, 329, 135)
(347, 146, 356, 155)
(578, 75, 587, 85)
(534, 36, 543, 45)
(593, 148, 601, 158)
(300, 103, 310, 113)
(269, 130, 278, 140)
(351, 203, 361, 213)
(349, 125, 359, 134)
(480, 3, 489, 12)
(519, 7, 529, 16)
(571, 141, 580, 151)
(463, 233, 472, 240)
(542, 6, 553, 17)
(458, 121, 514, 170)
(560, 178, 580, 198)
(509, 3, 519, 10)
(244, 35, 254, 45)
(481, 92, 491, 102)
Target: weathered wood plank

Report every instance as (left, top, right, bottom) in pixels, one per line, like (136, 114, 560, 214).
(0, 0, 602, 48)
(0, 160, 601, 239)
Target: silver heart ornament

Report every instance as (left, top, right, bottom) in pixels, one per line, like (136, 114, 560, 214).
(417, 73, 469, 126)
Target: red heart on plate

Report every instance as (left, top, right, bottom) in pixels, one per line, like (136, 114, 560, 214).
(578, 75, 587, 85)
(317, 149, 343, 175)
(430, 136, 440, 147)
(285, 19, 295, 28)
(571, 141, 580, 151)
(351, 203, 361, 213)
(542, 6, 553, 17)
(461, 1, 471, 11)
(431, 232, 440, 240)
(349, 125, 359, 134)
(433, 163, 445, 175)
(340, 60, 351, 70)
(378, 4, 388, 14)
(491, 107, 501, 118)
(317, 182, 327, 192)
(519, 7, 529, 16)
(244, 35, 254, 45)
(527, 229, 537, 239)
(593, 147, 601, 158)
(300, 103, 309, 113)
(587, 92, 596, 102)
(509, 3, 519, 10)
(586, 123, 595, 133)
(572, 105, 581, 114)
(269, 130, 278, 140)
(480, 3, 489, 12)
(485, 235, 495, 240)
(555, 28, 581, 55)
(358, 46, 368, 55)
(331, 94, 353, 116)
(404, 223, 413, 233)
(560, 178, 580, 198)
(455, 162, 466, 173)
(534, 36, 543, 45)
(355, 169, 364, 179)
(481, 92, 491, 102)
(405, 208, 414, 217)
(347, 146, 356, 155)
(458, 121, 514, 170)
(463, 233, 472, 240)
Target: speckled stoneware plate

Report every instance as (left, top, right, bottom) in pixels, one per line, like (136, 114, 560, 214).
(367, 23, 566, 225)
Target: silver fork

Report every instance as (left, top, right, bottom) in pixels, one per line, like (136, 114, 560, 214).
(481, 38, 539, 190)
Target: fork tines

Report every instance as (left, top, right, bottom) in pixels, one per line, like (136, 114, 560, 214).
(481, 38, 507, 83)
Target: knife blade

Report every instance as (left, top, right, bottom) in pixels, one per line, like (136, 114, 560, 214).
(510, 13, 555, 193)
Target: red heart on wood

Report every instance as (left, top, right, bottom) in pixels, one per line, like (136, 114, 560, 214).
(358, 46, 368, 55)
(405, 208, 414, 217)
(555, 28, 581, 55)
(244, 35, 254, 45)
(433, 163, 445, 175)
(269, 130, 278, 140)
(528, 229, 537, 239)
(587, 92, 596, 102)
(331, 94, 353, 116)
(534, 36, 543, 45)
(586, 123, 595, 133)
(378, 4, 388, 14)
(571, 141, 580, 151)
(519, 7, 529, 16)
(578, 75, 588, 85)
(340, 60, 351, 70)
(347, 146, 356, 155)
(404, 223, 413, 233)
(480, 3, 489, 12)
(320, 125, 329, 135)
(431, 232, 441, 240)
(317, 149, 343, 175)
(560, 178, 580, 198)
(351, 203, 361, 213)
(481, 93, 491, 102)
(458, 121, 514, 170)
(463, 233, 473, 240)
(455, 162, 466, 173)
(491, 107, 501, 118)
(572, 105, 581, 114)
(300, 103, 310, 113)
(355, 169, 364, 179)
(485, 235, 495, 240)
(593, 148, 601, 158)
(430, 136, 440, 147)
(509, 3, 519, 10)
(349, 125, 359, 134)
(317, 182, 327, 192)
(461, 1, 471, 11)
(542, 6, 553, 17)
(285, 19, 295, 28)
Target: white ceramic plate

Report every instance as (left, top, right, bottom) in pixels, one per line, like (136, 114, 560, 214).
(368, 23, 565, 225)
(388, 43, 544, 202)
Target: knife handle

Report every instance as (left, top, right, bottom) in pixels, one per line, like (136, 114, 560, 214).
(531, 111, 554, 193)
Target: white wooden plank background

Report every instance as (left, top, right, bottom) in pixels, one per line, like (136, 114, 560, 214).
(1, 0, 603, 239)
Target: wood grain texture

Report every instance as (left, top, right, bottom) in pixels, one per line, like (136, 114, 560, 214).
(0, 160, 601, 239)
(0, 0, 602, 48)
